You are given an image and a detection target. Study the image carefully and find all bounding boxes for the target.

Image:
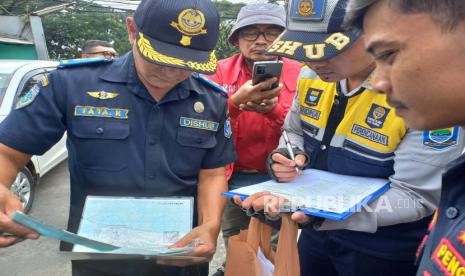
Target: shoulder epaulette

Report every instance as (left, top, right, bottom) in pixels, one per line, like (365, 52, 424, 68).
(192, 73, 228, 98)
(58, 57, 113, 69)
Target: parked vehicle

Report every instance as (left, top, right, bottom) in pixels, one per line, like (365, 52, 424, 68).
(0, 60, 67, 212)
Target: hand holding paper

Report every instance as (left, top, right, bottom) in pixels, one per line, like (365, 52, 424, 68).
(159, 220, 219, 266)
(224, 169, 390, 221)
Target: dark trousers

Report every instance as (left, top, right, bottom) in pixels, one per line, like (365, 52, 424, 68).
(72, 260, 208, 276)
(298, 230, 417, 276)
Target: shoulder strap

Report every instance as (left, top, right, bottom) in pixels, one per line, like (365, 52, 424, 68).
(192, 73, 228, 97)
(58, 57, 113, 69)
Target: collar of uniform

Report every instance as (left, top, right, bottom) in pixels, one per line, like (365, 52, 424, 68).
(338, 70, 374, 97)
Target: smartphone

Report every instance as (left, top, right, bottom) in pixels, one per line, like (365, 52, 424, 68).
(252, 60, 283, 89)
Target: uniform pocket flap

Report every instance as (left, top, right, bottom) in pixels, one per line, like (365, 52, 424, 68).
(71, 120, 130, 140)
(177, 128, 217, 148)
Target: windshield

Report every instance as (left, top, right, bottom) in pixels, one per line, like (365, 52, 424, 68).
(0, 73, 12, 107)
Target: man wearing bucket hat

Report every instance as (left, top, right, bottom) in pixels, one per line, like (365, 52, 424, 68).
(235, 0, 464, 274)
(209, 3, 302, 251)
(0, 0, 235, 275)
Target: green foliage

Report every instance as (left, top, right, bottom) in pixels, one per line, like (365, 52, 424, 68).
(216, 20, 240, 60)
(41, 1, 131, 59)
(213, 0, 244, 20)
(213, 0, 244, 60)
(1, 0, 270, 61)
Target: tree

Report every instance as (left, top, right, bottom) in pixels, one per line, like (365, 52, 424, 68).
(41, 1, 131, 59)
(216, 20, 240, 60)
(213, 0, 244, 59)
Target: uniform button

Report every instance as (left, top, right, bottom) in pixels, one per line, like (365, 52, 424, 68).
(196, 138, 203, 144)
(334, 99, 340, 105)
(148, 175, 155, 179)
(96, 127, 104, 134)
(320, 145, 327, 150)
(149, 140, 156, 145)
(446, 207, 459, 219)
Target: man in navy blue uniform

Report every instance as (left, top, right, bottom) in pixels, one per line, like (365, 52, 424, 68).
(342, 0, 465, 275)
(0, 0, 236, 275)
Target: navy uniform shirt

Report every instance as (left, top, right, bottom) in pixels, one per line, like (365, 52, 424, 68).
(0, 52, 236, 237)
(417, 154, 465, 275)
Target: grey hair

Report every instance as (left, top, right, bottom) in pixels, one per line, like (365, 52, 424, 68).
(344, 0, 465, 32)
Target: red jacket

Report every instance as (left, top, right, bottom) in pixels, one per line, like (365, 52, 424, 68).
(209, 54, 302, 179)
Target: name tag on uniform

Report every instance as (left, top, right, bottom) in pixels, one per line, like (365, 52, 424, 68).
(74, 105, 129, 119)
(179, 117, 219, 132)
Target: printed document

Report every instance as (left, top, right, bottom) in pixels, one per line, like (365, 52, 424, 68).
(230, 169, 389, 214)
(73, 196, 194, 255)
(13, 196, 195, 256)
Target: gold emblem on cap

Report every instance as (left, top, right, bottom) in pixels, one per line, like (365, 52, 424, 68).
(87, 91, 120, 100)
(194, 101, 205, 113)
(298, 0, 316, 16)
(170, 9, 207, 46)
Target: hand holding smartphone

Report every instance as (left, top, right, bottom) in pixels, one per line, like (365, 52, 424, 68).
(252, 60, 283, 90)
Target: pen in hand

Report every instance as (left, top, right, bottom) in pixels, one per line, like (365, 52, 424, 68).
(282, 129, 300, 173)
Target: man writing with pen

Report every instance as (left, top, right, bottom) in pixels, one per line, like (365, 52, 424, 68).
(232, 0, 464, 275)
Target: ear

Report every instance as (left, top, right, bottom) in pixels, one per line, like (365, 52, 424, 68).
(126, 17, 137, 46)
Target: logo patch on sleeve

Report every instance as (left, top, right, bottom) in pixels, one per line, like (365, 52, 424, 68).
(74, 105, 129, 119)
(16, 84, 40, 109)
(432, 238, 465, 275)
(423, 127, 459, 150)
(224, 117, 232, 138)
(366, 104, 390, 128)
(180, 117, 219, 132)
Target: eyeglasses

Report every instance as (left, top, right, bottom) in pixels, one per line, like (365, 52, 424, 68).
(86, 51, 118, 58)
(239, 29, 282, 42)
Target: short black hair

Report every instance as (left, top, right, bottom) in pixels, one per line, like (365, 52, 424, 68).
(344, 0, 465, 32)
(81, 40, 114, 54)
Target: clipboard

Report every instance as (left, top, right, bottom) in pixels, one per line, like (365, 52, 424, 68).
(222, 169, 391, 221)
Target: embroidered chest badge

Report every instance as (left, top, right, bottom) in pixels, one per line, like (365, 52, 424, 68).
(366, 104, 390, 129)
(432, 238, 465, 275)
(180, 117, 219, 132)
(304, 88, 323, 106)
(74, 105, 129, 119)
(87, 91, 120, 100)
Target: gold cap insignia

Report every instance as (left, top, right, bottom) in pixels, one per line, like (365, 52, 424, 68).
(194, 101, 205, 113)
(87, 91, 120, 100)
(170, 9, 207, 46)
